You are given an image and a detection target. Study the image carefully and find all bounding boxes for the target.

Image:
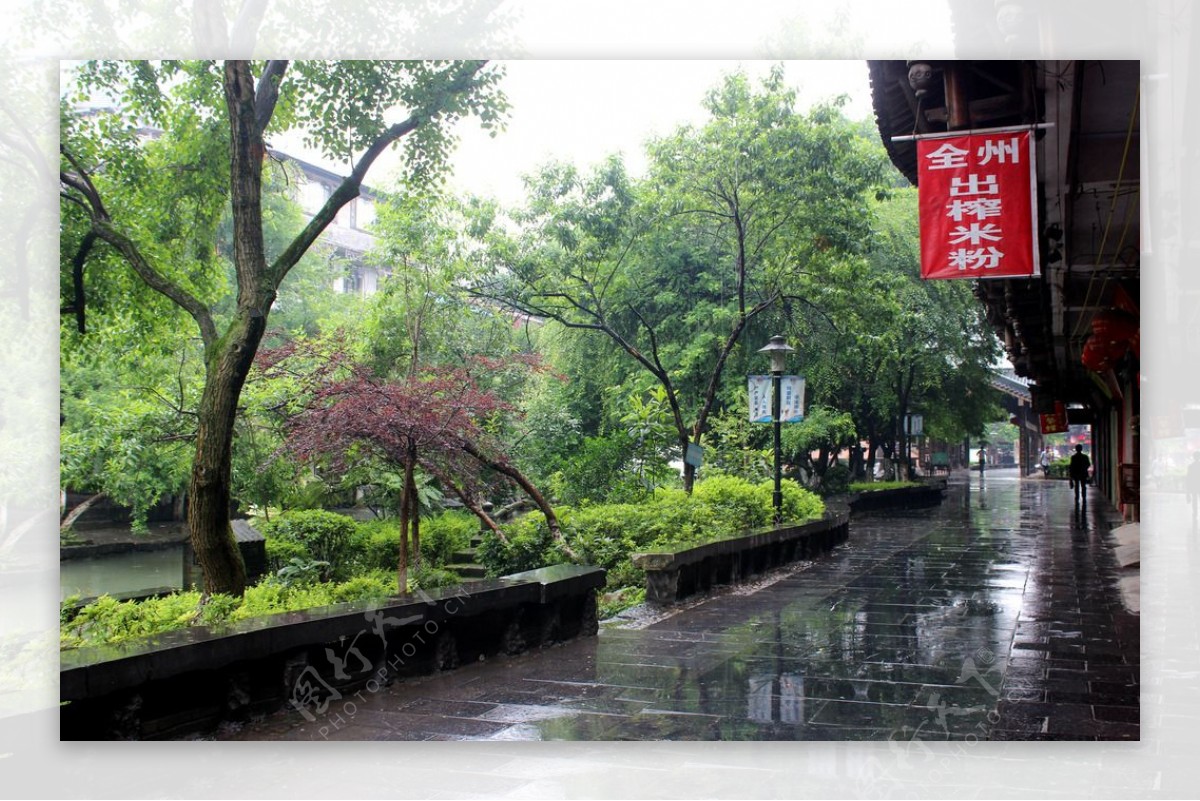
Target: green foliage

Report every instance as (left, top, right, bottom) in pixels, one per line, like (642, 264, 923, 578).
(780, 406, 857, 477)
(796, 185, 1003, 467)
(264, 537, 308, 572)
(473, 66, 890, 495)
(275, 557, 330, 587)
(60, 592, 206, 649)
(476, 512, 568, 576)
(410, 565, 463, 591)
(598, 586, 646, 620)
(545, 432, 639, 506)
(259, 510, 355, 581)
(769, 480, 827, 525)
(419, 511, 477, 567)
(60, 571, 404, 650)
(1048, 458, 1072, 480)
(701, 394, 771, 482)
(345, 519, 400, 574)
(618, 385, 678, 493)
(819, 464, 852, 496)
(849, 480, 919, 492)
(692, 474, 774, 529)
(341, 510, 476, 576)
(329, 574, 396, 603)
(477, 476, 825, 604)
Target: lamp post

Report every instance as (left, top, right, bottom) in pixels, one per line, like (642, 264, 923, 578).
(758, 335, 794, 525)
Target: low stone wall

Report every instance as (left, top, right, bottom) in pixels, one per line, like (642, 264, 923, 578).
(59, 564, 605, 740)
(631, 513, 850, 605)
(846, 481, 947, 513)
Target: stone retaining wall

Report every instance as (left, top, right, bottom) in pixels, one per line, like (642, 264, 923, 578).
(60, 564, 604, 740)
(846, 481, 947, 513)
(631, 513, 850, 605)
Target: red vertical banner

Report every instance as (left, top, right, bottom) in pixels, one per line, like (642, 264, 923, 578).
(1039, 401, 1068, 434)
(917, 130, 1039, 280)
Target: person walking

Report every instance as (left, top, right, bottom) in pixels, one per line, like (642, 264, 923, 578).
(1187, 452, 1200, 521)
(1039, 448, 1051, 478)
(1069, 445, 1091, 505)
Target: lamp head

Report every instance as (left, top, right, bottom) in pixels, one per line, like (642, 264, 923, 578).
(757, 335, 794, 373)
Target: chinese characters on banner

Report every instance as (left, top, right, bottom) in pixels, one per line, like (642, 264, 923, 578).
(917, 130, 1039, 280)
(748, 376, 806, 423)
(1039, 401, 1068, 434)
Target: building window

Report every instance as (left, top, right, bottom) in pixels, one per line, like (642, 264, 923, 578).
(357, 198, 375, 230)
(343, 266, 363, 295)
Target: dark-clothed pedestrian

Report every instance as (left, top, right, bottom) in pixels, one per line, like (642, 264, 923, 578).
(1069, 445, 1091, 505)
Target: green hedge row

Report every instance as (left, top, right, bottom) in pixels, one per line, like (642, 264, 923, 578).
(478, 476, 825, 594)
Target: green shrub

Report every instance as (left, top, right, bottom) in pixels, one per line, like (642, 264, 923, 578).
(848, 480, 920, 493)
(477, 476, 825, 596)
(275, 557, 329, 587)
(342, 512, 476, 576)
(259, 510, 356, 580)
(265, 537, 309, 572)
(598, 586, 645, 620)
(60, 592, 204, 649)
(768, 479, 826, 523)
(410, 564, 463, 591)
(477, 513, 568, 576)
(692, 475, 771, 529)
(346, 520, 400, 574)
(62, 571, 416, 650)
(197, 593, 241, 626)
(818, 463, 851, 496)
(330, 574, 396, 603)
(419, 511, 477, 567)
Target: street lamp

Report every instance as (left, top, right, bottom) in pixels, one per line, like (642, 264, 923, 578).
(758, 334, 794, 525)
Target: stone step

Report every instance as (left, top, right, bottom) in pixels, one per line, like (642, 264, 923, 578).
(451, 548, 478, 563)
(469, 535, 484, 548)
(445, 563, 488, 579)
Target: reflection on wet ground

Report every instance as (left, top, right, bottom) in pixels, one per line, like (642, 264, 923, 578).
(218, 470, 1137, 742)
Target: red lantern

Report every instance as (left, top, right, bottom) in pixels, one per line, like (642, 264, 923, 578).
(1090, 309, 1138, 347)
(1081, 336, 1116, 372)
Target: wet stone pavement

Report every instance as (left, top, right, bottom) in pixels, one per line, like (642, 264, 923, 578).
(217, 469, 1138, 742)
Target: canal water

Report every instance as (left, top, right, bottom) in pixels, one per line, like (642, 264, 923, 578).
(59, 545, 185, 601)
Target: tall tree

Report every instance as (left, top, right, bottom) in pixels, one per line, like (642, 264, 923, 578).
(473, 67, 886, 492)
(60, 60, 506, 595)
(798, 186, 1002, 477)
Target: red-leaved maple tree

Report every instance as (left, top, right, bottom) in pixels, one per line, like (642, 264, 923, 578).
(258, 342, 569, 591)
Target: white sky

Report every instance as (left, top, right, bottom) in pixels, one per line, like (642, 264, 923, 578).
(440, 60, 876, 204)
(267, 60, 880, 205)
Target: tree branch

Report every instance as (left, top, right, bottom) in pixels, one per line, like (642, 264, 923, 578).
(457, 439, 576, 559)
(254, 60, 289, 130)
(62, 145, 219, 350)
(62, 230, 96, 333)
(270, 60, 489, 286)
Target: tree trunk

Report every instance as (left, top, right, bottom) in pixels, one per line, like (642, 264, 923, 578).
(188, 313, 267, 596)
(407, 453, 421, 568)
(398, 455, 414, 593)
(60, 493, 105, 532)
